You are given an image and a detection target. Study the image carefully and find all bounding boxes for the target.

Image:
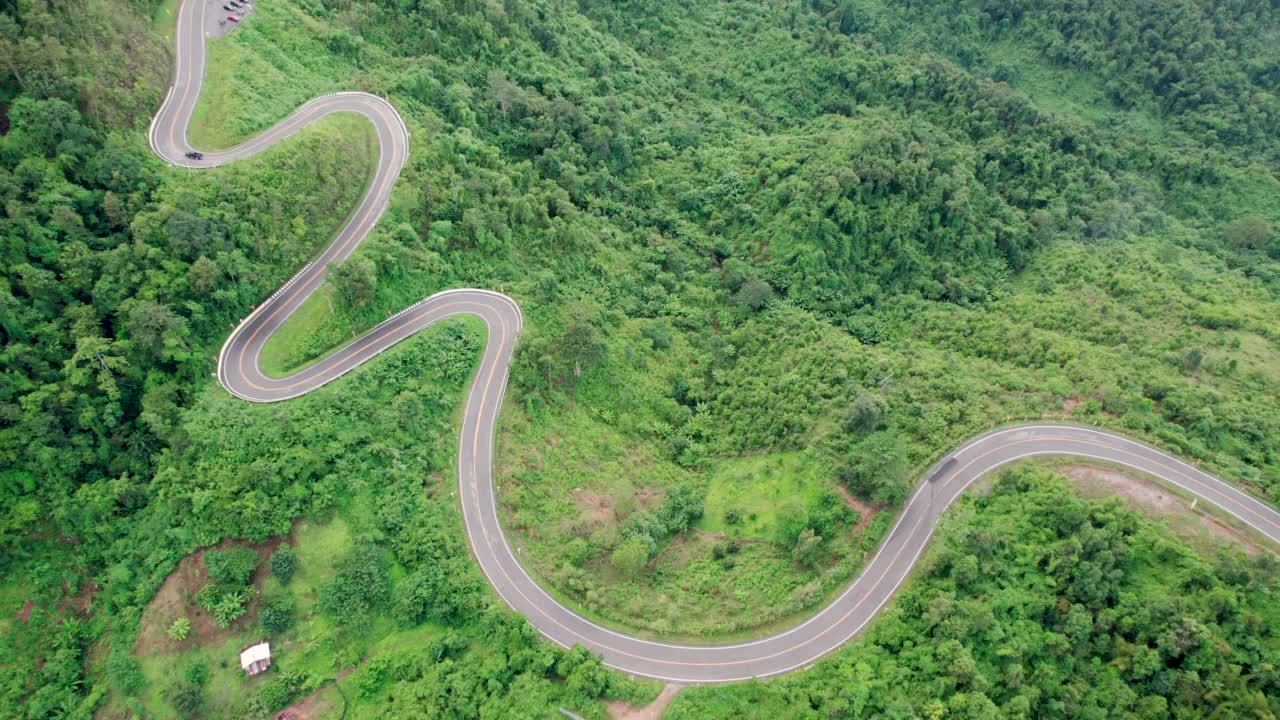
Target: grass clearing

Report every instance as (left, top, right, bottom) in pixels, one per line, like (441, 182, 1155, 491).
(186, 0, 356, 149)
(499, 403, 892, 638)
(187, 38, 249, 149)
(984, 39, 1165, 140)
(259, 283, 339, 377)
(697, 452, 833, 538)
(124, 514, 401, 718)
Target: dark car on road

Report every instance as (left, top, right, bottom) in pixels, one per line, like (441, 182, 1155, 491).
(184, 151, 204, 160)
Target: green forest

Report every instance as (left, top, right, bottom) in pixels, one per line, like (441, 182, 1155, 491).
(2, 0, 1280, 717)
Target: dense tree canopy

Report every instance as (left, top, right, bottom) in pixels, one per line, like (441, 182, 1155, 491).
(1, 0, 1279, 716)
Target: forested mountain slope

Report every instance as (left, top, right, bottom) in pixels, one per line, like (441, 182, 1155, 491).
(1, 0, 1279, 717)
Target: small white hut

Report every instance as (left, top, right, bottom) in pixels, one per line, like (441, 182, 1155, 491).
(239, 641, 272, 676)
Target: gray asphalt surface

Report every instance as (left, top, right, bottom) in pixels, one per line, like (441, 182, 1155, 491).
(151, 0, 1280, 684)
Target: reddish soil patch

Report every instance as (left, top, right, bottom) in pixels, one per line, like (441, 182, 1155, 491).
(1063, 395, 1082, 414)
(65, 579, 99, 617)
(1058, 464, 1263, 554)
(833, 485, 882, 535)
(135, 536, 284, 657)
(606, 684, 683, 720)
(14, 600, 34, 624)
(571, 488, 615, 525)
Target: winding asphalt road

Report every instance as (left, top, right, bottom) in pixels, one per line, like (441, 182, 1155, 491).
(152, 0, 1280, 684)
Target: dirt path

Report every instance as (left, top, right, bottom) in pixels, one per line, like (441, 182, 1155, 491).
(606, 684, 683, 720)
(834, 484, 881, 534)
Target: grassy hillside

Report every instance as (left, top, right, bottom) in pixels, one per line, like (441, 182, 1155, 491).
(2, 0, 1280, 717)
(176, 0, 1280, 638)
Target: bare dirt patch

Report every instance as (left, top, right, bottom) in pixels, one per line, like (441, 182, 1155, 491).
(14, 600, 34, 624)
(571, 488, 615, 525)
(1058, 464, 1262, 554)
(1063, 395, 1082, 414)
(63, 578, 99, 617)
(135, 536, 284, 657)
(634, 486, 665, 510)
(606, 684, 683, 720)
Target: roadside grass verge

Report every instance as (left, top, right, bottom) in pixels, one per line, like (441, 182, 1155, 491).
(150, 0, 180, 42)
(186, 0, 356, 149)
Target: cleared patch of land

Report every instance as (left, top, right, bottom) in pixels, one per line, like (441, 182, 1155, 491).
(1058, 463, 1267, 554)
(606, 683, 683, 720)
(136, 536, 282, 657)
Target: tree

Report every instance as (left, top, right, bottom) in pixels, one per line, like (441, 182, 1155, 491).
(1183, 348, 1204, 373)
(167, 617, 191, 641)
(560, 323, 604, 379)
(168, 682, 203, 714)
(270, 546, 298, 585)
(775, 500, 809, 548)
(611, 537, 650, 578)
(839, 432, 911, 504)
(393, 560, 483, 626)
(844, 390, 886, 434)
(330, 256, 377, 307)
(188, 256, 221, 293)
(734, 278, 775, 310)
(1224, 216, 1273, 250)
(205, 548, 260, 587)
(260, 594, 294, 634)
(657, 483, 704, 533)
(318, 543, 390, 623)
(126, 300, 185, 357)
(792, 528, 824, 569)
(163, 210, 223, 260)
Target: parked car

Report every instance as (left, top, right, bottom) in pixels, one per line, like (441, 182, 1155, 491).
(223, 3, 236, 10)
(226, 13, 240, 21)
(184, 151, 204, 160)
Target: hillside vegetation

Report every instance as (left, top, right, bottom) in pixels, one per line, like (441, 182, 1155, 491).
(1, 0, 1279, 717)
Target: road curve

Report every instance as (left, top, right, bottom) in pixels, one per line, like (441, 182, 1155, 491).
(153, 0, 1280, 684)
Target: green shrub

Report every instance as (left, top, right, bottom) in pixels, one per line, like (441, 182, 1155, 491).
(106, 649, 145, 696)
(656, 483, 704, 534)
(183, 662, 207, 687)
(318, 543, 390, 623)
(205, 547, 261, 587)
(393, 560, 483, 627)
(260, 593, 295, 634)
(774, 500, 809, 548)
(167, 617, 191, 641)
(253, 673, 305, 714)
(168, 682, 203, 714)
(791, 528, 824, 569)
(611, 537, 650, 577)
(269, 546, 299, 584)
